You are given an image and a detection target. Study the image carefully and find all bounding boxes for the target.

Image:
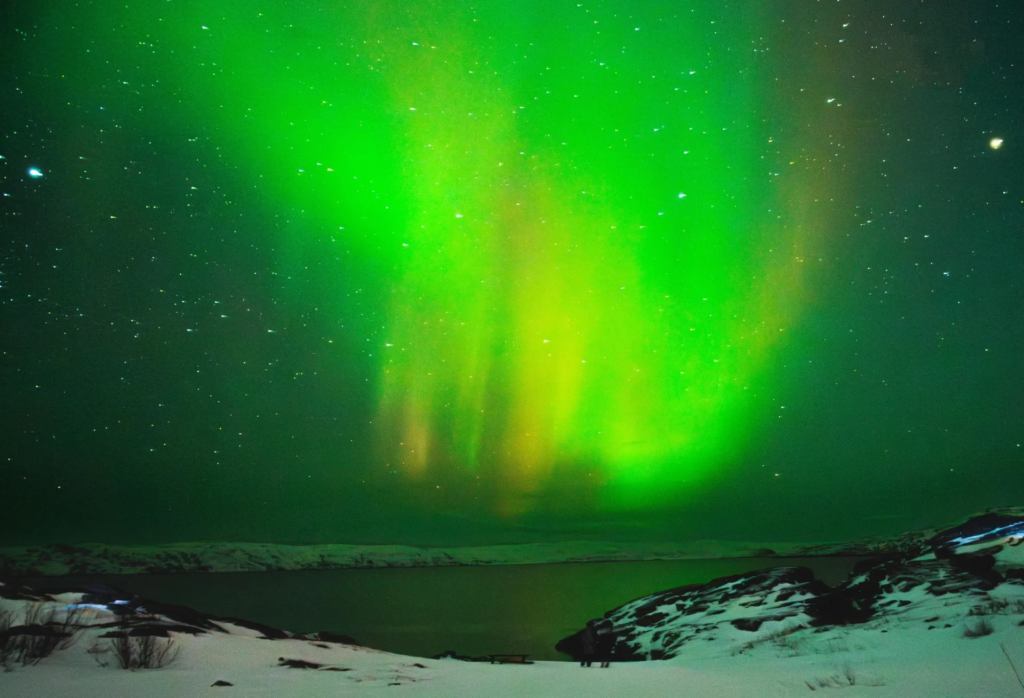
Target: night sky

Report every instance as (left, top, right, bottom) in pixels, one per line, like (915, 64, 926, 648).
(2, 0, 1022, 547)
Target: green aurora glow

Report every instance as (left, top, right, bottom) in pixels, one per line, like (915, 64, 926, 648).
(136, 1, 809, 512)
(2, 0, 1023, 545)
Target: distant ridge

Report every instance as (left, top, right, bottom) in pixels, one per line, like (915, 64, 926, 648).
(2, 506, 1021, 576)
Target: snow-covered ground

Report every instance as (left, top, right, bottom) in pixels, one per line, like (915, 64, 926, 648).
(2, 511, 1023, 697)
(1, 584, 1022, 697)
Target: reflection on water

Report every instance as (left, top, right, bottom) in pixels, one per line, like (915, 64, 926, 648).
(28, 557, 865, 660)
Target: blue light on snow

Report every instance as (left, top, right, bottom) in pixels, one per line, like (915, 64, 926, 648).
(28, 168, 44, 178)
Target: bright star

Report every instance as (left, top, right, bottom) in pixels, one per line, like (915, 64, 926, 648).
(990, 138, 1004, 150)
(27, 168, 44, 178)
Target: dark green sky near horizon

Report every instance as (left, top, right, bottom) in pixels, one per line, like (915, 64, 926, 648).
(1, 0, 1022, 548)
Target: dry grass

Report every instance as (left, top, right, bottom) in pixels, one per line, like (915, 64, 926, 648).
(807, 666, 885, 690)
(110, 633, 179, 670)
(962, 618, 994, 638)
(968, 596, 1024, 617)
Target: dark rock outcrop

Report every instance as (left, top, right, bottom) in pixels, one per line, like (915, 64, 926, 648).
(557, 512, 1024, 661)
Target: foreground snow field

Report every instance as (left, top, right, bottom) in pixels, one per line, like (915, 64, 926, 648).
(2, 510, 1023, 697)
(0, 593, 1021, 698)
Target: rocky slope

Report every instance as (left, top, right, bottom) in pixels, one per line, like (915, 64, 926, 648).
(557, 512, 1024, 661)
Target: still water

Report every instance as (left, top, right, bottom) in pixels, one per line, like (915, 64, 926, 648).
(33, 557, 863, 661)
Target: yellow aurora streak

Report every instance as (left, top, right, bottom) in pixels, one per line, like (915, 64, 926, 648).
(367, 3, 814, 513)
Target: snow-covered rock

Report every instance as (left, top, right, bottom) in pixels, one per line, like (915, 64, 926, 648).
(558, 512, 1024, 664)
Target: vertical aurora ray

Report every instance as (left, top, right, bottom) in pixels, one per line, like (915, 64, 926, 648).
(50, 0, 814, 516)
(362, 1, 810, 514)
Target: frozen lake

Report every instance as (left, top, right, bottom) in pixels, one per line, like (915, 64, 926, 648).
(27, 557, 865, 661)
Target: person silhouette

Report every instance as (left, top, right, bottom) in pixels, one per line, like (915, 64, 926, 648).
(580, 621, 597, 667)
(596, 620, 616, 668)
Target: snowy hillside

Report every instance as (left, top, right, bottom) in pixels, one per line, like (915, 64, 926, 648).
(0, 539, 788, 576)
(4, 507, 1022, 576)
(557, 513, 1024, 675)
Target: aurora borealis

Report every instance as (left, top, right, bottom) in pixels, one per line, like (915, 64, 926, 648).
(2, 1, 1023, 546)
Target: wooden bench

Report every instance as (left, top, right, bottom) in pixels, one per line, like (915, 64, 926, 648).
(489, 654, 534, 665)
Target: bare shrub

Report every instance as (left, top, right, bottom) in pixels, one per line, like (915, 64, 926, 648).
(0, 604, 83, 668)
(56, 607, 83, 651)
(811, 667, 884, 689)
(15, 629, 62, 667)
(969, 598, 1010, 616)
(111, 633, 134, 669)
(0, 609, 13, 670)
(978, 598, 1024, 616)
(135, 634, 179, 669)
(110, 633, 179, 670)
(771, 630, 802, 648)
(969, 597, 1024, 617)
(962, 618, 994, 638)
(87, 642, 112, 668)
(811, 638, 850, 655)
(737, 623, 808, 654)
(816, 667, 856, 688)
